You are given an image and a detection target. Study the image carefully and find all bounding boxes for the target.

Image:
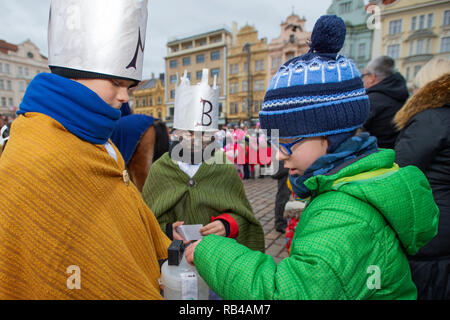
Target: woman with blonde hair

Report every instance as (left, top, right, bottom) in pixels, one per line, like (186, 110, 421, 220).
(394, 58, 450, 300)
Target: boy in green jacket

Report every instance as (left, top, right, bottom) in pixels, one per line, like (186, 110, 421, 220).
(185, 15, 439, 300)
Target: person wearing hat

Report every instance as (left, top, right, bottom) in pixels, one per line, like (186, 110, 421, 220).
(0, 0, 171, 299)
(141, 69, 264, 253)
(185, 15, 439, 300)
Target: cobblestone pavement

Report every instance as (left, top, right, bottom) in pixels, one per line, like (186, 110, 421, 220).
(242, 177, 289, 264)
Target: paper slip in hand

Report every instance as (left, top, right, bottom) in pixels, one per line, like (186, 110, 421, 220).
(176, 224, 203, 241)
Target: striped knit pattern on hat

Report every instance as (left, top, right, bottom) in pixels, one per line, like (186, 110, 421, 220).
(259, 15, 370, 140)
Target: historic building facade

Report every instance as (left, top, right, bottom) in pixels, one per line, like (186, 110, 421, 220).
(165, 26, 232, 128)
(227, 24, 269, 126)
(268, 13, 311, 80)
(327, 0, 374, 72)
(378, 0, 450, 87)
(0, 39, 49, 116)
(133, 73, 166, 119)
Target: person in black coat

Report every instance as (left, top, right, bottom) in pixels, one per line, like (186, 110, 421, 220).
(271, 160, 290, 233)
(362, 56, 409, 149)
(394, 64, 450, 300)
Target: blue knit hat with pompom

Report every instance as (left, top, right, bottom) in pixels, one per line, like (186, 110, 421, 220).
(259, 15, 369, 143)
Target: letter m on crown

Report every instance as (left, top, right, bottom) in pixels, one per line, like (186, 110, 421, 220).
(126, 28, 145, 70)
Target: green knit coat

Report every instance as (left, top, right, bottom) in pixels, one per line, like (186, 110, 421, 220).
(141, 151, 265, 252)
(193, 149, 439, 300)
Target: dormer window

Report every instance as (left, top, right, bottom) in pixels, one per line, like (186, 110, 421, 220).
(27, 52, 34, 59)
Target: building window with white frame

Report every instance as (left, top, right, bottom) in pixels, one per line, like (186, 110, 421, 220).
(427, 13, 434, 29)
(255, 60, 265, 72)
(339, 1, 351, 14)
(441, 37, 450, 53)
(389, 20, 402, 35)
(358, 43, 366, 58)
(416, 39, 424, 55)
(230, 63, 239, 75)
(7, 80, 12, 91)
(0, 79, 4, 90)
(0, 63, 3, 73)
(444, 10, 450, 26)
(170, 75, 177, 84)
(254, 79, 265, 91)
(387, 44, 401, 59)
(411, 16, 417, 31)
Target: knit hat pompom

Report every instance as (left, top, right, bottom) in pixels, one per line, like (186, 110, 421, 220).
(309, 15, 346, 54)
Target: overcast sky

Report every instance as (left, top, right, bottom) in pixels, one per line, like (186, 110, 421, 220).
(0, 0, 334, 79)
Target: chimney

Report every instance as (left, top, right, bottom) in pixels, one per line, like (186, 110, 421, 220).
(159, 73, 165, 82)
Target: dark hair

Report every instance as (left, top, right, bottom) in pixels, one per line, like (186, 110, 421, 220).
(152, 120, 170, 163)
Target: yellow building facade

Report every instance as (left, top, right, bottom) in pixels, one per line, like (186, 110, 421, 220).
(380, 0, 450, 87)
(133, 76, 166, 119)
(165, 27, 232, 128)
(227, 25, 269, 126)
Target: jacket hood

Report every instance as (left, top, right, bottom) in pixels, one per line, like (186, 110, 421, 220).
(305, 149, 439, 255)
(394, 72, 450, 130)
(367, 72, 409, 102)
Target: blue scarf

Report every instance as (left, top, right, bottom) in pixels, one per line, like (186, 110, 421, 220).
(17, 73, 121, 144)
(110, 114, 156, 166)
(289, 133, 378, 199)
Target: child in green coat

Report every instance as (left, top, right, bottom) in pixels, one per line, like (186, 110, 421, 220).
(185, 15, 439, 300)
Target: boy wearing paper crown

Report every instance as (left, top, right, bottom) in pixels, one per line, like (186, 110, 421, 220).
(141, 69, 264, 252)
(185, 15, 439, 300)
(0, 0, 171, 299)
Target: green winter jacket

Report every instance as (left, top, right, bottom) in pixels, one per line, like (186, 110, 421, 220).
(193, 149, 439, 300)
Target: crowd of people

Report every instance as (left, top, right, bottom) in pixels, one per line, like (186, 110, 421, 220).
(0, 0, 449, 301)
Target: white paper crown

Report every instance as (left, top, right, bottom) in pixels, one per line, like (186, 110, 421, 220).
(174, 69, 220, 132)
(48, 0, 148, 82)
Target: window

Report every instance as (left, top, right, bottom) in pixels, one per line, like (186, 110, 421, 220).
(8, 98, 13, 106)
(409, 41, 414, 56)
(0, 80, 4, 90)
(242, 101, 247, 113)
(186, 72, 191, 80)
(0, 63, 2, 73)
(211, 68, 220, 79)
(244, 62, 249, 72)
(441, 37, 450, 52)
(411, 16, 417, 31)
(387, 44, 400, 59)
(427, 13, 434, 29)
(339, 1, 351, 14)
(229, 83, 239, 94)
(358, 43, 366, 58)
(170, 90, 175, 99)
(230, 63, 239, 75)
(182, 57, 191, 66)
(170, 59, 177, 68)
(5, 64, 10, 74)
(271, 56, 281, 70)
(254, 79, 265, 91)
(406, 67, 410, 81)
(255, 60, 265, 71)
(1, 97, 6, 107)
(444, 10, 450, 26)
(210, 51, 220, 61)
(196, 70, 202, 80)
(414, 65, 422, 77)
(419, 15, 425, 30)
(7, 80, 12, 91)
(170, 75, 177, 84)
(196, 54, 205, 64)
(242, 81, 248, 92)
(149, 98, 153, 106)
(416, 39, 424, 55)
(25, 67, 29, 77)
(157, 97, 162, 105)
(389, 20, 402, 35)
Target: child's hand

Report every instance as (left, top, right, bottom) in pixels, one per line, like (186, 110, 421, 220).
(185, 240, 201, 266)
(172, 221, 190, 245)
(200, 221, 226, 237)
